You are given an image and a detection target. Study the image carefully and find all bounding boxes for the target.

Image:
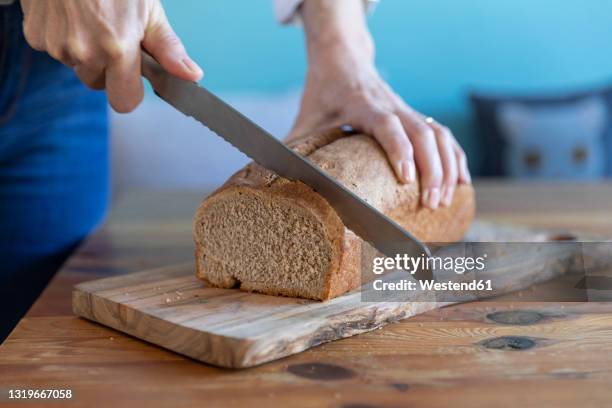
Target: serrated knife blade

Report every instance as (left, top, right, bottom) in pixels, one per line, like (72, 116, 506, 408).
(141, 52, 432, 282)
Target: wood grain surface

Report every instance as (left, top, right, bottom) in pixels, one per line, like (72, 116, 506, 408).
(71, 222, 592, 368)
(2, 182, 612, 407)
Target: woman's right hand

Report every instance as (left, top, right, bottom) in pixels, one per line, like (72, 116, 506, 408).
(20, 0, 203, 113)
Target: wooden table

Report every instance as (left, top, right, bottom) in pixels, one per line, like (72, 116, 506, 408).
(2, 181, 612, 407)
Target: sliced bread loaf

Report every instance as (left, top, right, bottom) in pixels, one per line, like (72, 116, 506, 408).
(193, 129, 475, 300)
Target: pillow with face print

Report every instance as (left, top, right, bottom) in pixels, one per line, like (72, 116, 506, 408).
(471, 87, 612, 179)
(496, 97, 606, 179)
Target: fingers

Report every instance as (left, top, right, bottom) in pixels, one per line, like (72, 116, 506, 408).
(430, 122, 458, 207)
(398, 112, 443, 209)
(74, 65, 105, 90)
(21, 0, 47, 52)
(105, 46, 144, 113)
(365, 112, 415, 184)
(21, 0, 200, 114)
(455, 143, 472, 185)
(286, 57, 470, 211)
(70, 39, 145, 112)
(143, 7, 203, 82)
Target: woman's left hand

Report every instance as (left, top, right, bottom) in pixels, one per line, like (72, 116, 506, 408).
(292, 0, 471, 209)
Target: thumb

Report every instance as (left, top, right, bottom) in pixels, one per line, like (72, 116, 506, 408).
(142, 7, 203, 82)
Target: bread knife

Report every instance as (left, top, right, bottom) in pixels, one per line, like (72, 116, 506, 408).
(141, 52, 433, 282)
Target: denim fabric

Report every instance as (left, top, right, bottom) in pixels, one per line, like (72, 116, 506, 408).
(0, 3, 109, 341)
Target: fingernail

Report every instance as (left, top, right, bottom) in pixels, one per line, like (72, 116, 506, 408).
(182, 57, 203, 77)
(400, 160, 415, 183)
(441, 186, 454, 207)
(426, 187, 440, 209)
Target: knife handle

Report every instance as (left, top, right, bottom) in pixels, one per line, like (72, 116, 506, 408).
(140, 51, 166, 89)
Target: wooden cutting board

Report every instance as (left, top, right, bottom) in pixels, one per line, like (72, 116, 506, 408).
(72, 221, 598, 368)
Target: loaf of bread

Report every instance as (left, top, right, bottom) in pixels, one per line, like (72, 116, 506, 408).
(193, 129, 475, 300)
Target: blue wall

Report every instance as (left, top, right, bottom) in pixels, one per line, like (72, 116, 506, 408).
(163, 0, 612, 173)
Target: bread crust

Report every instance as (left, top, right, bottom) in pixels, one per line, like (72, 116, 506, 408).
(193, 129, 475, 300)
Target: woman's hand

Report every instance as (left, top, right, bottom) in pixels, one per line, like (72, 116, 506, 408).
(20, 0, 203, 113)
(293, 0, 471, 209)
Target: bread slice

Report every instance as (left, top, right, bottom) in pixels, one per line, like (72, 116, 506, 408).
(193, 129, 475, 300)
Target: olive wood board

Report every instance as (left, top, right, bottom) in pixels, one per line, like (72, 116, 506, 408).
(72, 220, 606, 368)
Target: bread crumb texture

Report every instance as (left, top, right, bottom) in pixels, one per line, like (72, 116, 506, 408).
(193, 130, 475, 300)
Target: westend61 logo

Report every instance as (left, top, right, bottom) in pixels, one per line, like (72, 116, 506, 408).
(372, 253, 487, 275)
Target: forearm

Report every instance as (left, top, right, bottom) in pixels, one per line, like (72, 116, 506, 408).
(301, 0, 374, 66)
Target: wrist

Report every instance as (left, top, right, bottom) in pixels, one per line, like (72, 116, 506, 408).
(301, 0, 375, 66)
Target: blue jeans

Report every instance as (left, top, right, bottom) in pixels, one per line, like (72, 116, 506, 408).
(0, 3, 108, 340)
